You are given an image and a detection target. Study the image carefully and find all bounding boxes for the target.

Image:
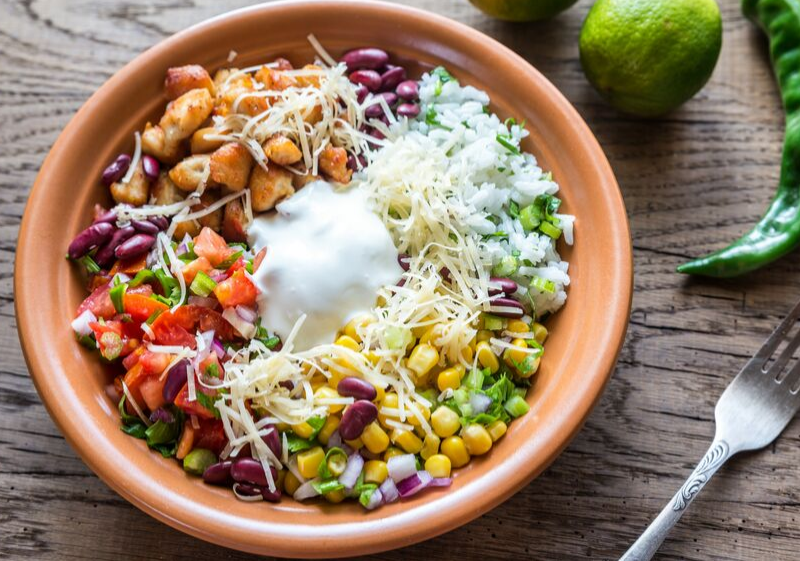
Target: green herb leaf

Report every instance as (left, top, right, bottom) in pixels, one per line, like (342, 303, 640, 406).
(121, 422, 148, 439)
(312, 478, 346, 495)
(306, 416, 326, 440)
(285, 432, 315, 453)
(195, 391, 221, 419)
(508, 200, 520, 219)
(217, 250, 243, 271)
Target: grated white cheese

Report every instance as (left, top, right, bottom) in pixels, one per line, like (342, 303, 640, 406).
(120, 132, 142, 185)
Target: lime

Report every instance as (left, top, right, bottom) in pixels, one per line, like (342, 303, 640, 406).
(468, 0, 579, 22)
(579, 0, 722, 117)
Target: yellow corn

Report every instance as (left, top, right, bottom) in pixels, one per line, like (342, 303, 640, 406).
(437, 367, 462, 391)
(412, 317, 435, 338)
(507, 319, 530, 333)
(383, 446, 404, 461)
(361, 422, 390, 454)
(406, 402, 430, 427)
(335, 335, 360, 352)
(344, 437, 364, 450)
(378, 393, 399, 428)
(317, 415, 340, 445)
(425, 454, 452, 478)
(518, 356, 541, 378)
(532, 322, 548, 344)
(324, 489, 347, 503)
(297, 446, 326, 479)
(431, 406, 461, 438)
(276, 422, 290, 432)
(462, 424, 493, 456)
(441, 436, 470, 468)
(391, 429, 424, 454)
(363, 460, 389, 484)
(503, 338, 529, 368)
(487, 420, 508, 442)
(421, 433, 441, 460)
(283, 470, 301, 495)
(373, 384, 386, 403)
(327, 369, 346, 390)
(343, 313, 375, 342)
(314, 385, 345, 414)
(476, 341, 500, 373)
(408, 343, 440, 378)
(310, 374, 327, 392)
(291, 421, 315, 440)
(476, 329, 493, 343)
(276, 469, 287, 492)
(460, 344, 474, 364)
(364, 350, 381, 365)
(420, 324, 445, 346)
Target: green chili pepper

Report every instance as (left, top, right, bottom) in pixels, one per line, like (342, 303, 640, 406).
(678, 0, 800, 277)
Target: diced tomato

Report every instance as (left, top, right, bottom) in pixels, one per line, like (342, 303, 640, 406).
(122, 346, 145, 370)
(78, 283, 115, 319)
(123, 292, 168, 323)
(178, 305, 237, 341)
(129, 284, 154, 297)
(225, 256, 246, 276)
(139, 350, 173, 375)
(253, 247, 266, 272)
(110, 254, 148, 276)
(193, 418, 227, 454)
(194, 227, 234, 267)
(122, 362, 150, 407)
(150, 315, 197, 348)
(139, 375, 167, 411)
(198, 354, 223, 381)
(174, 383, 218, 420)
(182, 256, 213, 284)
(213, 269, 258, 308)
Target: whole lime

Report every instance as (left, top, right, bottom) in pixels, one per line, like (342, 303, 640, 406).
(468, 0, 579, 22)
(579, 0, 722, 117)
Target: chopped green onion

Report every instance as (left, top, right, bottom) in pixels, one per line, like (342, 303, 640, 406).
(359, 484, 379, 507)
(512, 387, 527, 400)
(145, 308, 164, 325)
(109, 283, 128, 314)
(508, 200, 520, 219)
(99, 331, 123, 361)
(218, 250, 243, 270)
(318, 447, 348, 479)
(519, 204, 542, 232)
(80, 255, 101, 274)
(306, 416, 327, 440)
(491, 255, 519, 277)
(539, 221, 562, 239)
(204, 362, 221, 379)
(483, 230, 508, 241)
(504, 395, 530, 418)
(464, 368, 485, 391)
(504, 117, 517, 128)
(530, 276, 556, 294)
(312, 478, 345, 495)
(189, 271, 217, 297)
(482, 314, 505, 332)
(385, 326, 412, 351)
(129, 269, 155, 288)
(76, 333, 96, 349)
(496, 134, 521, 155)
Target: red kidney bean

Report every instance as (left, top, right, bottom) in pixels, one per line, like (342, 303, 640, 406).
(338, 377, 377, 401)
(489, 296, 525, 319)
(342, 47, 389, 71)
(262, 425, 282, 458)
(261, 487, 282, 502)
(349, 70, 382, 92)
(364, 92, 398, 118)
(93, 209, 117, 224)
(101, 154, 131, 187)
(148, 215, 169, 231)
(132, 219, 160, 235)
(380, 66, 406, 92)
(397, 254, 410, 271)
(339, 400, 378, 440)
(162, 358, 190, 403)
(395, 80, 419, 101)
(355, 84, 369, 104)
(68, 222, 114, 260)
(94, 226, 135, 266)
(489, 277, 518, 296)
(278, 380, 294, 391)
(115, 233, 155, 260)
(233, 482, 262, 497)
(346, 154, 368, 171)
(203, 460, 233, 485)
(231, 457, 277, 487)
(396, 103, 420, 118)
(141, 155, 160, 181)
(440, 267, 452, 282)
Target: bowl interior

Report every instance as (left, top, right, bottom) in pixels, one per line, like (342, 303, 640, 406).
(16, 1, 631, 557)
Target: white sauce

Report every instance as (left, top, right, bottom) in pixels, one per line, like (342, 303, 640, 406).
(248, 180, 402, 351)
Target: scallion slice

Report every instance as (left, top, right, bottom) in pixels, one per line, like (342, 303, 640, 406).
(539, 221, 562, 239)
(189, 271, 217, 298)
(496, 134, 521, 155)
(129, 269, 155, 287)
(530, 276, 556, 294)
(504, 395, 530, 418)
(80, 255, 102, 274)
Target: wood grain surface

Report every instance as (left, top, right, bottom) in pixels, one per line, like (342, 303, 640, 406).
(2, 0, 798, 559)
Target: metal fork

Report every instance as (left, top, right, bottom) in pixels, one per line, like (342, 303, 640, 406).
(620, 299, 800, 560)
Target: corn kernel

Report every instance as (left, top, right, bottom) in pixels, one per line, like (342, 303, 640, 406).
(291, 421, 314, 439)
(276, 469, 287, 491)
(532, 322, 548, 344)
(441, 436, 470, 468)
(364, 460, 389, 484)
(503, 338, 529, 368)
(317, 415, 340, 445)
(431, 406, 461, 438)
(283, 470, 301, 495)
(373, 384, 386, 403)
(420, 324, 445, 346)
(462, 424, 493, 456)
(343, 313, 375, 342)
(437, 367, 462, 391)
(379, 393, 399, 428)
(507, 319, 530, 333)
(412, 317, 435, 338)
(297, 446, 325, 479)
(361, 422, 390, 454)
(310, 374, 327, 392)
(406, 402, 430, 427)
(408, 343, 440, 378)
(460, 344, 474, 364)
(517, 356, 541, 379)
(335, 335, 360, 352)
(315, 385, 345, 414)
(364, 350, 381, 365)
(391, 429, 424, 454)
(476, 329, 493, 343)
(421, 433, 441, 460)
(487, 420, 507, 442)
(276, 422, 290, 432)
(325, 489, 347, 503)
(327, 369, 346, 390)
(425, 454, 452, 478)
(476, 341, 500, 373)
(383, 446, 404, 461)
(345, 437, 364, 450)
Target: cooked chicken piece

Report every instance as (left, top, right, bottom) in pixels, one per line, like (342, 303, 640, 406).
(110, 160, 149, 206)
(295, 64, 323, 89)
(151, 171, 184, 205)
(249, 164, 294, 212)
(292, 172, 322, 189)
(193, 191, 224, 232)
(164, 65, 215, 101)
(142, 88, 214, 162)
(222, 198, 248, 243)
(190, 127, 226, 154)
(169, 154, 211, 192)
(319, 145, 352, 184)
(263, 134, 303, 166)
(209, 143, 253, 191)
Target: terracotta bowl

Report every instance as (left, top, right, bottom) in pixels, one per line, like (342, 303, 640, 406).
(15, 0, 631, 557)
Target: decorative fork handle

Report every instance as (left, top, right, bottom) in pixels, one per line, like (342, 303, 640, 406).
(619, 439, 732, 561)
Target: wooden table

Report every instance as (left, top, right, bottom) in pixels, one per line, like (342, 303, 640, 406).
(2, 1, 798, 559)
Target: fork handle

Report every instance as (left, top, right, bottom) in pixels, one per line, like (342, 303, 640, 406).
(619, 439, 732, 561)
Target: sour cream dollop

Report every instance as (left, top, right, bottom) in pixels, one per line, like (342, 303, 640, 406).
(248, 180, 401, 351)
